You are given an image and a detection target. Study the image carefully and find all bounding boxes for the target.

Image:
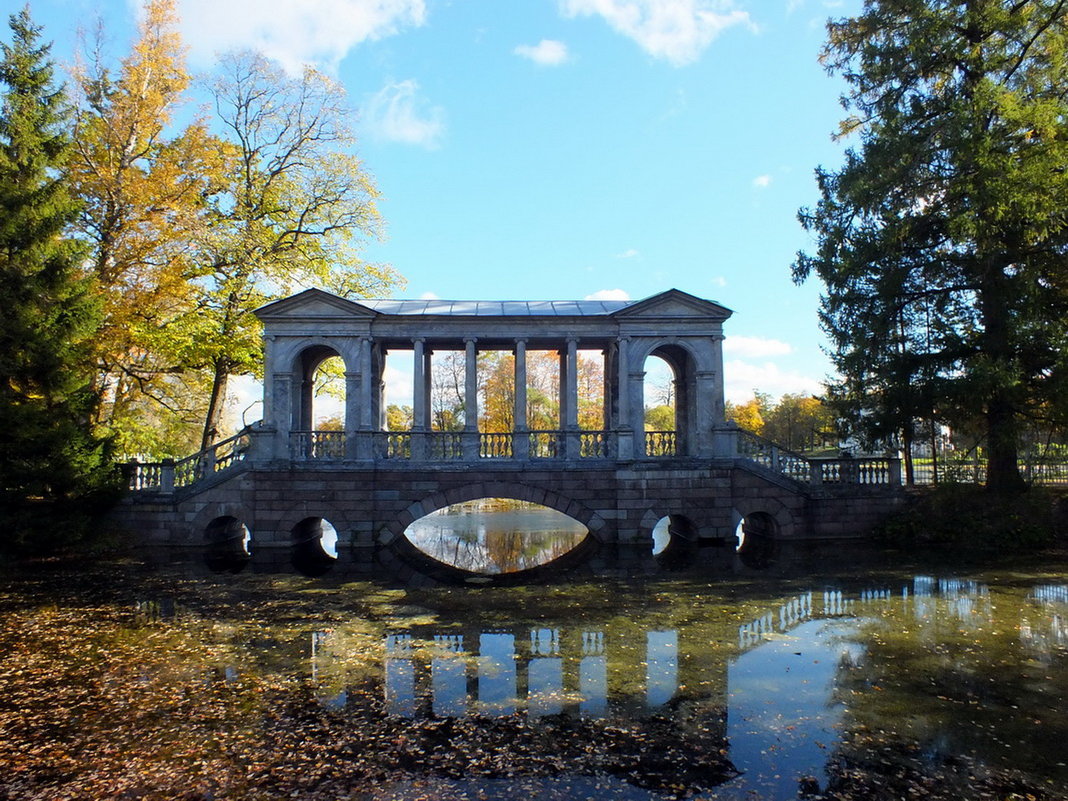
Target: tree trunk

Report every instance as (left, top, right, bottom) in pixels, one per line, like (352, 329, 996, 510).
(902, 424, 915, 485)
(978, 259, 1025, 493)
(985, 391, 1025, 492)
(201, 358, 230, 451)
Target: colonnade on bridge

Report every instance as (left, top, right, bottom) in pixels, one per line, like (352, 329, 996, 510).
(255, 287, 732, 463)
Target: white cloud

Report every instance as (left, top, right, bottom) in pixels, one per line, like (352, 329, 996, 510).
(723, 335, 792, 358)
(418, 291, 440, 299)
(176, 0, 426, 72)
(363, 80, 445, 148)
(724, 359, 823, 404)
(514, 39, 570, 66)
(710, 275, 727, 288)
(615, 248, 640, 259)
(559, 0, 752, 66)
(585, 288, 632, 300)
(384, 362, 414, 407)
(752, 174, 772, 188)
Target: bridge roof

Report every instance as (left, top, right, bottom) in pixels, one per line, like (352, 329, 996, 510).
(359, 298, 633, 316)
(255, 288, 733, 322)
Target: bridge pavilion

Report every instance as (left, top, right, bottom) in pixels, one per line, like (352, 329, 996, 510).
(255, 287, 732, 463)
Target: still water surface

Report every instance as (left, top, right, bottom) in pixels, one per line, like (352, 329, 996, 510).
(1, 544, 1067, 799)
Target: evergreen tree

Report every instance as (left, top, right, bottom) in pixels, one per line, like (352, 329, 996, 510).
(794, 0, 1068, 492)
(0, 7, 114, 551)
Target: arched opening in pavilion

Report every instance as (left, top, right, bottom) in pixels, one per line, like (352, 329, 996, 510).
(642, 344, 696, 456)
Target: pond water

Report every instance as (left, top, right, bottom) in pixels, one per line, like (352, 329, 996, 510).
(1, 549, 1067, 800)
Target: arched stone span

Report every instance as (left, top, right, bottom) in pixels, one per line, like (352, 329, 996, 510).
(732, 497, 795, 540)
(274, 501, 352, 550)
(378, 480, 608, 546)
(191, 501, 256, 544)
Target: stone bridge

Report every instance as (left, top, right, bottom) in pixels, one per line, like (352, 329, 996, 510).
(115, 288, 905, 578)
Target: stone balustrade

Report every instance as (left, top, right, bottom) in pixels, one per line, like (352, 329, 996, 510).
(123, 423, 903, 497)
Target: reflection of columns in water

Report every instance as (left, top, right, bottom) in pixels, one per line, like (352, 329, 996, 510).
(478, 632, 516, 716)
(385, 634, 417, 717)
(646, 630, 678, 707)
(432, 634, 467, 717)
(822, 589, 852, 617)
(738, 613, 775, 650)
(527, 628, 563, 717)
(579, 630, 607, 717)
(778, 592, 813, 631)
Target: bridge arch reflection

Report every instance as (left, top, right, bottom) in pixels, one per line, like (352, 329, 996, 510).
(399, 498, 590, 577)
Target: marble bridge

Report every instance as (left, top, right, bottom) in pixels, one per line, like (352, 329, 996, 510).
(117, 288, 904, 577)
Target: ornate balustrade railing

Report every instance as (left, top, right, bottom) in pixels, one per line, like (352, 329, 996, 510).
(529, 430, 562, 458)
(735, 429, 900, 487)
(123, 423, 908, 494)
(123, 428, 253, 492)
(378, 432, 412, 460)
(291, 430, 345, 461)
(427, 432, 464, 460)
(645, 430, 677, 457)
(479, 432, 513, 459)
(736, 430, 811, 482)
(579, 430, 613, 459)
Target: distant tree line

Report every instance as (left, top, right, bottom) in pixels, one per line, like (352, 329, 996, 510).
(725, 393, 837, 454)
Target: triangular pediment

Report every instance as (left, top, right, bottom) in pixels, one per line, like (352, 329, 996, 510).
(254, 288, 378, 321)
(612, 289, 732, 321)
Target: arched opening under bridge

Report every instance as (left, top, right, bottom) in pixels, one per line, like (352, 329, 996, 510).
(401, 498, 590, 578)
(203, 515, 252, 573)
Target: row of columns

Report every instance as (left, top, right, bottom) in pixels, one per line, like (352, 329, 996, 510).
(269, 331, 731, 460)
(404, 337, 605, 434)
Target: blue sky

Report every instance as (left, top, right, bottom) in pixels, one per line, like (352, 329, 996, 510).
(27, 0, 862, 405)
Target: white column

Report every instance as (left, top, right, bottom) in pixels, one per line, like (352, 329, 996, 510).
(464, 338, 479, 431)
(616, 337, 630, 429)
(412, 338, 427, 430)
(513, 339, 529, 460)
(711, 333, 726, 422)
(358, 337, 373, 430)
(356, 337, 374, 459)
(564, 338, 579, 430)
(601, 347, 612, 431)
(463, 338, 479, 461)
(514, 339, 528, 431)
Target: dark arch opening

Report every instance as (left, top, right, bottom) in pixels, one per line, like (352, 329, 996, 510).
(651, 514, 699, 566)
(204, 515, 252, 573)
(291, 517, 339, 577)
(736, 512, 778, 569)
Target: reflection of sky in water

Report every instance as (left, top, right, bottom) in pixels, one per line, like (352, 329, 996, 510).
(479, 632, 517, 715)
(404, 503, 588, 573)
(646, 630, 677, 707)
(719, 618, 863, 800)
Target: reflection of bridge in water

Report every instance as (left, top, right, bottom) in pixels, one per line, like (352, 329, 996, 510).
(199, 575, 1068, 799)
(115, 288, 907, 578)
(348, 577, 1068, 721)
